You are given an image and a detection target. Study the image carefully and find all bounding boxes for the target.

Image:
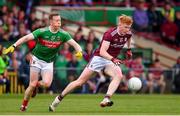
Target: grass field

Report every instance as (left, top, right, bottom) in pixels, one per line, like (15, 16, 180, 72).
(0, 94, 180, 115)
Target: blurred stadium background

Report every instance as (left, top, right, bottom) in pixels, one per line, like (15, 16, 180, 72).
(0, 0, 180, 114)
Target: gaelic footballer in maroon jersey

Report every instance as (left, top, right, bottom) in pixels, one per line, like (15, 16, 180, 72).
(49, 15, 133, 111)
(94, 27, 132, 58)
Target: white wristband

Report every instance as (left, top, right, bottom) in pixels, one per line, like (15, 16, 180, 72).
(13, 43, 17, 47)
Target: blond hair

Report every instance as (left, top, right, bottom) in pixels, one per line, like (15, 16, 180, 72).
(118, 14, 133, 25)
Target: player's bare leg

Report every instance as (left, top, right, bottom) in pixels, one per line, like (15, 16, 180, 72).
(100, 64, 123, 107)
(49, 68, 95, 112)
(40, 69, 53, 87)
(32, 63, 53, 97)
(20, 67, 39, 111)
(32, 69, 54, 97)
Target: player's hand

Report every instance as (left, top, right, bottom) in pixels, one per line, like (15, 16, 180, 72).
(126, 49, 132, 59)
(3, 45, 15, 55)
(111, 58, 124, 65)
(75, 51, 83, 60)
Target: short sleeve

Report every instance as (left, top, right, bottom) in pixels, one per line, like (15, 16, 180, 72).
(32, 29, 41, 40)
(63, 31, 72, 42)
(103, 32, 112, 42)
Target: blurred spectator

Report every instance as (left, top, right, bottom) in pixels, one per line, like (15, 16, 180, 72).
(31, 19, 43, 30)
(173, 56, 180, 76)
(18, 10, 26, 24)
(11, 5, 19, 26)
(175, 11, 180, 47)
(10, 43, 26, 74)
(0, 5, 8, 17)
(148, 59, 166, 94)
(127, 56, 149, 93)
(0, 26, 4, 40)
(0, 44, 10, 93)
(66, 54, 79, 82)
(161, 1, 175, 22)
(42, 18, 49, 27)
(83, 42, 94, 62)
(87, 30, 100, 49)
(15, 23, 30, 39)
(132, 0, 149, 32)
(1, 14, 8, 32)
(18, 53, 30, 89)
(27, 11, 38, 31)
(60, 43, 72, 61)
(147, 3, 163, 33)
(8, 24, 17, 42)
(74, 27, 86, 50)
(160, 16, 178, 46)
(173, 56, 180, 93)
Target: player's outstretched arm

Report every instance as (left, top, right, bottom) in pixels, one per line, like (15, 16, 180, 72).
(66, 39, 83, 59)
(3, 33, 34, 54)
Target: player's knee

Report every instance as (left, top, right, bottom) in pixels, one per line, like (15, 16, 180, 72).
(29, 82, 37, 87)
(115, 74, 123, 81)
(43, 82, 51, 87)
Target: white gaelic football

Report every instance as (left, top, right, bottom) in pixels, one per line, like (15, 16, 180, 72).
(128, 77, 142, 91)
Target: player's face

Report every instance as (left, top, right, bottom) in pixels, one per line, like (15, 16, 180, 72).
(118, 23, 131, 34)
(50, 16, 61, 29)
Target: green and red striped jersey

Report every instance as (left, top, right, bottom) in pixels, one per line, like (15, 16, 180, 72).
(32, 27, 72, 62)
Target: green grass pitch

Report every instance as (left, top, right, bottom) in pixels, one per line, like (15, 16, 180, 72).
(0, 94, 180, 115)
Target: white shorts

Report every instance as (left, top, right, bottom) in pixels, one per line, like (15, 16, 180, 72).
(87, 56, 113, 72)
(30, 55, 53, 72)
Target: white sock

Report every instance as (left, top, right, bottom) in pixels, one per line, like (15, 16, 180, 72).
(101, 97, 110, 103)
(51, 96, 61, 107)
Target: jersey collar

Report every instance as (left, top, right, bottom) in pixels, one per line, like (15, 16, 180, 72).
(49, 26, 59, 33)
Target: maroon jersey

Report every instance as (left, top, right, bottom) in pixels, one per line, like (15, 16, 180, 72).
(94, 27, 132, 58)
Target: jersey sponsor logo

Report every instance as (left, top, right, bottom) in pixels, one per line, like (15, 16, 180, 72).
(114, 38, 118, 42)
(39, 38, 62, 48)
(51, 36, 56, 41)
(56, 36, 61, 41)
(110, 43, 124, 48)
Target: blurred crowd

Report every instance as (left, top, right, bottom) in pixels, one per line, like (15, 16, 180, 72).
(39, 0, 180, 48)
(43, 0, 180, 7)
(0, 0, 180, 95)
(132, 0, 180, 49)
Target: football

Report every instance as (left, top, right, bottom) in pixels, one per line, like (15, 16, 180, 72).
(128, 77, 142, 91)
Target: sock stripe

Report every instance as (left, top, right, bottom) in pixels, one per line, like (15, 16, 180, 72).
(58, 94, 63, 101)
